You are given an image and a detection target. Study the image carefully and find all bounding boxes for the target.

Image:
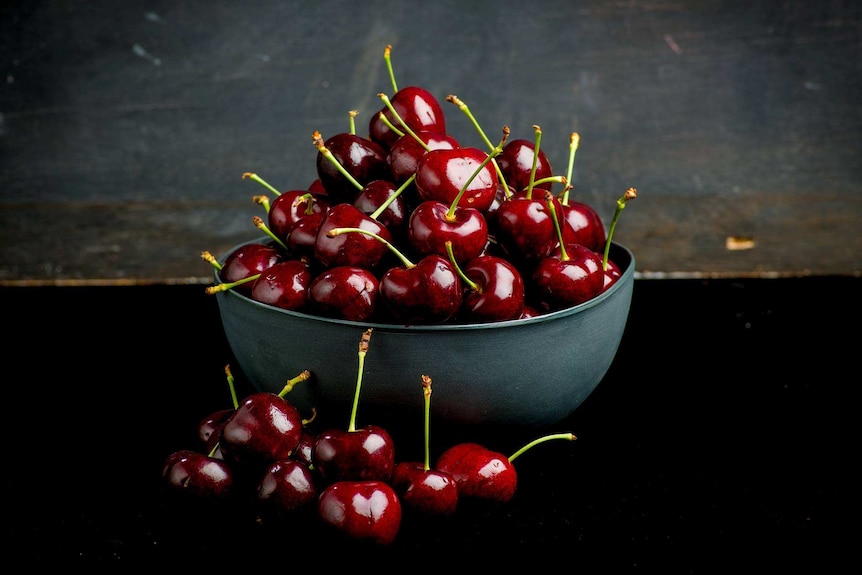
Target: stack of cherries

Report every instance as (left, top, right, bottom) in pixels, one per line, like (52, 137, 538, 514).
(161, 328, 577, 545)
(202, 44, 637, 325)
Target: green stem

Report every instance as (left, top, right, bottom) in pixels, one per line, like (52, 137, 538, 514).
(378, 93, 428, 151)
(312, 130, 364, 191)
(446, 94, 511, 194)
(422, 375, 432, 471)
(348, 329, 373, 432)
(508, 432, 577, 463)
(206, 273, 260, 294)
(242, 172, 281, 196)
(560, 132, 580, 205)
(278, 369, 311, 398)
(546, 190, 568, 261)
(348, 110, 358, 135)
(446, 240, 479, 292)
(377, 111, 406, 140)
(327, 227, 415, 268)
(370, 173, 415, 220)
(224, 364, 239, 409)
(602, 187, 638, 270)
(201, 251, 223, 271)
(384, 44, 398, 93)
(253, 216, 289, 252)
(525, 125, 542, 200)
(445, 134, 506, 219)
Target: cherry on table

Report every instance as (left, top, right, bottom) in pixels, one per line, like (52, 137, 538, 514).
(317, 480, 402, 545)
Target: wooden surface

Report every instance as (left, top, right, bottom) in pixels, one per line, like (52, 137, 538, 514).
(2, 0, 860, 286)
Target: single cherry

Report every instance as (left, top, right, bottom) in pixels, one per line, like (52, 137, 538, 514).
(313, 329, 396, 483)
(446, 241, 525, 323)
(306, 265, 379, 322)
(249, 259, 312, 311)
(317, 480, 402, 545)
(314, 126, 388, 204)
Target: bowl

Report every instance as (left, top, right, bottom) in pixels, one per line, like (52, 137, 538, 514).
(213, 240, 635, 428)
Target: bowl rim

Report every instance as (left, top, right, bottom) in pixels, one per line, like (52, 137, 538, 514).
(214, 238, 635, 332)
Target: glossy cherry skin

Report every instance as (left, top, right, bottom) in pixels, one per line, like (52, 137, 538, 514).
(435, 442, 517, 503)
(249, 259, 312, 311)
(369, 86, 447, 150)
(414, 147, 498, 213)
(386, 130, 460, 187)
(496, 138, 555, 193)
(218, 392, 304, 470)
(257, 459, 317, 517)
(314, 203, 392, 270)
(379, 254, 462, 324)
(531, 243, 605, 311)
(493, 189, 562, 267)
(219, 242, 282, 293)
(560, 200, 606, 252)
(267, 190, 330, 243)
(197, 409, 234, 446)
(161, 450, 235, 501)
(602, 258, 622, 291)
(458, 254, 525, 323)
(407, 200, 488, 264)
(285, 211, 326, 262)
(317, 480, 402, 545)
(316, 132, 389, 204)
(307, 265, 379, 322)
(313, 424, 396, 483)
(391, 461, 458, 516)
(352, 179, 408, 240)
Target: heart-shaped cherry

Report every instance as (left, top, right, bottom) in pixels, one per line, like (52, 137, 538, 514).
(317, 480, 402, 545)
(391, 375, 458, 516)
(436, 432, 576, 503)
(313, 329, 396, 483)
(306, 265, 379, 322)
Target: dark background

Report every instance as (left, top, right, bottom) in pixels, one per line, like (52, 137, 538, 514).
(1, 0, 860, 284)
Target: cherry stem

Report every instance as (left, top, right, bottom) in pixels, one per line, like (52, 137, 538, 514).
(602, 187, 638, 270)
(348, 110, 358, 135)
(369, 173, 416, 221)
(446, 94, 510, 193)
(384, 44, 397, 93)
(523, 175, 567, 193)
(278, 369, 311, 398)
(243, 172, 281, 197)
(560, 132, 580, 205)
(377, 111, 406, 139)
(252, 194, 271, 213)
(327, 227, 414, 268)
(312, 130, 364, 191)
(224, 364, 239, 409)
(445, 129, 507, 219)
(525, 125, 542, 200)
(546, 190, 569, 262)
(205, 273, 259, 294)
(378, 93, 429, 151)
(421, 375, 432, 471)
(253, 215, 289, 251)
(508, 432, 577, 463)
(348, 329, 373, 432)
(200, 251, 223, 271)
(294, 192, 319, 216)
(445, 240, 479, 293)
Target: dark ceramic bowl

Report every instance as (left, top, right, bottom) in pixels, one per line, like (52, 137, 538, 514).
(214, 241, 635, 428)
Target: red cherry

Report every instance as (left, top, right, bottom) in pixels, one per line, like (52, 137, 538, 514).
(533, 242, 605, 311)
(496, 137, 555, 193)
(257, 459, 317, 517)
(369, 86, 446, 150)
(317, 480, 402, 545)
(386, 130, 460, 187)
(407, 199, 488, 264)
(314, 203, 392, 270)
(314, 130, 388, 204)
(249, 259, 312, 311)
(414, 147, 498, 213)
(306, 266, 379, 322)
(161, 450, 235, 502)
(455, 251, 525, 323)
(218, 242, 282, 294)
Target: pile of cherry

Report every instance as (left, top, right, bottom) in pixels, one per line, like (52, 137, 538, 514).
(161, 328, 577, 545)
(201, 44, 637, 324)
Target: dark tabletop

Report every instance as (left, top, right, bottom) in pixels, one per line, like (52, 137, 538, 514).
(2, 276, 855, 569)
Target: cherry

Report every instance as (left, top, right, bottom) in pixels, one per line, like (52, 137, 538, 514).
(496, 137, 555, 194)
(414, 146, 498, 213)
(196, 365, 242, 459)
(249, 259, 312, 311)
(313, 329, 396, 483)
(326, 227, 463, 324)
(314, 128, 388, 204)
(368, 45, 446, 150)
(284, 210, 327, 263)
(313, 202, 393, 270)
(161, 449, 236, 502)
(352, 178, 409, 240)
(306, 265, 379, 322)
(208, 242, 282, 294)
(244, 172, 331, 243)
(391, 375, 458, 516)
(256, 458, 318, 519)
(446, 241, 525, 323)
(217, 370, 310, 472)
(531, 191, 605, 311)
(436, 432, 576, 503)
(386, 129, 459, 188)
(317, 480, 402, 545)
